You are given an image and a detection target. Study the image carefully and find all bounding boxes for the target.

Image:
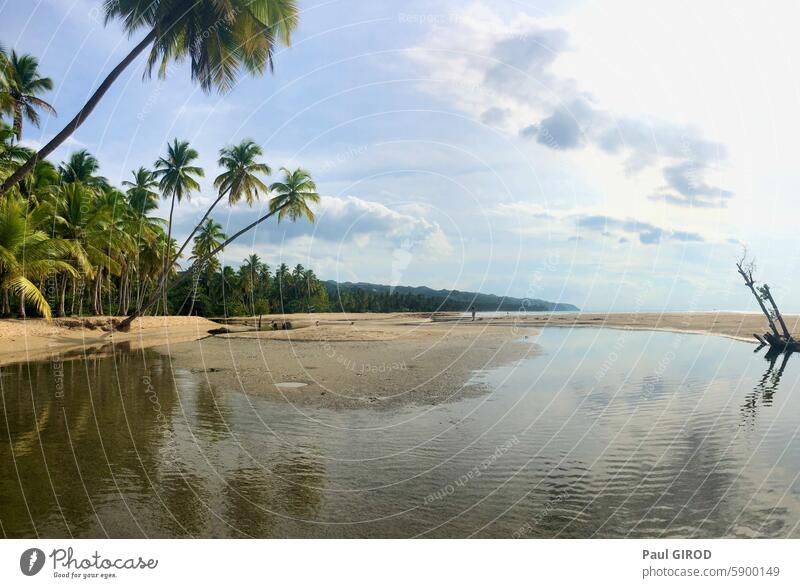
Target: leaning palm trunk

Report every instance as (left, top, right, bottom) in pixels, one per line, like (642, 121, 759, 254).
(171, 190, 229, 270)
(0, 30, 158, 197)
(116, 202, 290, 331)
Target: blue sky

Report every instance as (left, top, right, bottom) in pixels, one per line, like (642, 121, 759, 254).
(3, 0, 800, 311)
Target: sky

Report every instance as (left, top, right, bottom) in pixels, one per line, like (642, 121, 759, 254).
(3, 0, 800, 311)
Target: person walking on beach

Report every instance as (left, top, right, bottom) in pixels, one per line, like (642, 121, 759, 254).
(470, 305, 476, 321)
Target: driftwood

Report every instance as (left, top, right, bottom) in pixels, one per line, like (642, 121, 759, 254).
(737, 252, 798, 351)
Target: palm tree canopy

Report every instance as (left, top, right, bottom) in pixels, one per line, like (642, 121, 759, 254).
(192, 218, 227, 260)
(153, 139, 203, 202)
(269, 167, 320, 222)
(214, 139, 271, 205)
(104, 0, 299, 93)
(59, 149, 110, 188)
(123, 166, 160, 215)
(1, 50, 56, 138)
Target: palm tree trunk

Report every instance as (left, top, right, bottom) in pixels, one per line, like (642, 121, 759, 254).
(159, 193, 177, 315)
(58, 273, 68, 317)
(93, 269, 103, 315)
(0, 29, 158, 197)
(2, 288, 9, 316)
(188, 267, 199, 316)
(19, 296, 26, 319)
(70, 279, 77, 315)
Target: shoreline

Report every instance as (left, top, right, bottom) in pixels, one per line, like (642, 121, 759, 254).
(0, 311, 780, 369)
(0, 311, 781, 410)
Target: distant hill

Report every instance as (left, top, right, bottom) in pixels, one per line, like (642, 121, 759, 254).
(325, 281, 578, 312)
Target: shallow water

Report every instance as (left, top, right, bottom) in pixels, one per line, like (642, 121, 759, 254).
(1, 328, 799, 538)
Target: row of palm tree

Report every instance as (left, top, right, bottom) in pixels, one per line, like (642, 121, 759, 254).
(0, 120, 319, 319)
(175, 252, 331, 317)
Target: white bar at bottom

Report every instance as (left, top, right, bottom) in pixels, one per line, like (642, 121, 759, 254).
(0, 539, 797, 586)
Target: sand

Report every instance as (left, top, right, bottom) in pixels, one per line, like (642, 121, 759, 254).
(158, 313, 534, 409)
(0, 315, 219, 366)
(0, 311, 785, 409)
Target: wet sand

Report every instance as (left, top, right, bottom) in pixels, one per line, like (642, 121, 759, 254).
(158, 313, 534, 409)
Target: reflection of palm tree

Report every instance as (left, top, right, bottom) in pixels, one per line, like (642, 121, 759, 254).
(742, 350, 792, 427)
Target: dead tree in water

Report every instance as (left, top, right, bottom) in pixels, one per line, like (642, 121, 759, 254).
(736, 251, 796, 350)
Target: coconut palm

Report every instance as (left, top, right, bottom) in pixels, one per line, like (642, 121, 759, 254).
(19, 160, 59, 203)
(172, 139, 270, 268)
(0, 0, 300, 195)
(0, 51, 56, 140)
(0, 123, 31, 179)
(188, 218, 226, 314)
(268, 168, 320, 222)
(152, 138, 203, 297)
(122, 167, 162, 312)
(239, 253, 264, 312)
(0, 196, 76, 318)
(215, 140, 271, 206)
(122, 166, 159, 216)
(59, 149, 109, 189)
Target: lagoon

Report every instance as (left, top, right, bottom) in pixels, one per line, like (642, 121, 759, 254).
(1, 328, 799, 538)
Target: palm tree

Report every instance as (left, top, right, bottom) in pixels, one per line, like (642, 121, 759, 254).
(188, 218, 226, 315)
(152, 138, 203, 299)
(239, 253, 263, 313)
(172, 139, 270, 269)
(117, 167, 319, 330)
(269, 168, 320, 222)
(0, 123, 31, 179)
(19, 160, 59, 203)
(0, 0, 299, 196)
(0, 51, 56, 140)
(215, 140, 272, 206)
(0, 196, 76, 318)
(122, 166, 159, 216)
(59, 149, 109, 189)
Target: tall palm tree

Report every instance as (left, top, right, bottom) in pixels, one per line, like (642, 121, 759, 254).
(0, 51, 56, 140)
(59, 149, 109, 189)
(239, 253, 263, 312)
(0, 0, 299, 196)
(188, 218, 226, 314)
(117, 167, 319, 330)
(172, 138, 270, 267)
(152, 138, 203, 297)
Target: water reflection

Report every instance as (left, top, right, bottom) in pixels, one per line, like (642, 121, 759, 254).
(742, 350, 793, 426)
(2, 328, 800, 538)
